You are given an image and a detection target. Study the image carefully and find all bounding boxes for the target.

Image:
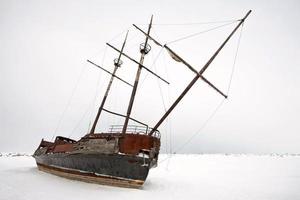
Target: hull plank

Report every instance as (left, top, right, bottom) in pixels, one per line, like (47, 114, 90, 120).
(34, 152, 150, 188)
(37, 163, 144, 188)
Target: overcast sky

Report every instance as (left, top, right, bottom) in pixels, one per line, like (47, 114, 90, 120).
(1, 0, 299, 154)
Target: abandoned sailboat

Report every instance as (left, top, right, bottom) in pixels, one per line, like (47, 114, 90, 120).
(33, 10, 251, 188)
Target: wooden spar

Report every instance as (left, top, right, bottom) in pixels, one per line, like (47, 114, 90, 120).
(164, 45, 227, 98)
(132, 24, 163, 47)
(102, 108, 149, 128)
(87, 60, 133, 87)
(89, 31, 129, 134)
(122, 15, 153, 135)
(149, 10, 252, 136)
(133, 24, 226, 98)
(106, 43, 169, 84)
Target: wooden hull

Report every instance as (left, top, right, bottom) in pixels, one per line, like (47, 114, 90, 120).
(37, 162, 144, 188)
(34, 152, 150, 188)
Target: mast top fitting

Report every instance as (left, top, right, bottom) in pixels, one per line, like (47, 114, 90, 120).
(114, 58, 123, 67)
(140, 43, 151, 54)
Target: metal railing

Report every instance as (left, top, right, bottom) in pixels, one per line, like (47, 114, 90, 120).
(108, 125, 160, 138)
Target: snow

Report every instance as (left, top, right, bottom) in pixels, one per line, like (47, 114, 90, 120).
(1, 154, 299, 200)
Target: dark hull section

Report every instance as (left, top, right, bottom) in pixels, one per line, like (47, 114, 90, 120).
(34, 153, 150, 188)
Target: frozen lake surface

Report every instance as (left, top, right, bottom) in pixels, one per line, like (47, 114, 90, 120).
(0, 154, 299, 200)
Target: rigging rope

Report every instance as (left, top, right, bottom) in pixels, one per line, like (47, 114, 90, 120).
(138, 19, 238, 26)
(158, 22, 244, 165)
(226, 23, 244, 95)
(162, 49, 174, 160)
(151, 50, 168, 112)
(51, 63, 87, 141)
(72, 29, 143, 134)
(139, 47, 164, 86)
(51, 27, 132, 140)
(159, 98, 226, 164)
(108, 27, 131, 43)
(68, 47, 108, 137)
(174, 98, 225, 153)
(166, 21, 237, 45)
(87, 46, 108, 132)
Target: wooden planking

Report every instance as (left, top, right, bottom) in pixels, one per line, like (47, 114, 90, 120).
(37, 163, 144, 189)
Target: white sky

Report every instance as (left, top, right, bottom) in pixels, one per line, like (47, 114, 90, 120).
(0, 0, 299, 153)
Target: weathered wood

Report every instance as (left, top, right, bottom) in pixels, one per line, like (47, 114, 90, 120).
(164, 45, 227, 98)
(132, 24, 163, 47)
(90, 31, 129, 134)
(122, 15, 154, 135)
(134, 22, 229, 98)
(102, 108, 149, 128)
(106, 43, 169, 84)
(87, 60, 133, 87)
(37, 163, 144, 189)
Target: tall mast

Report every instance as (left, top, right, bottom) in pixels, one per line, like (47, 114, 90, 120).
(89, 31, 129, 134)
(149, 10, 252, 135)
(122, 15, 153, 134)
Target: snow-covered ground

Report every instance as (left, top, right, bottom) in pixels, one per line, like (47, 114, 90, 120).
(0, 154, 299, 200)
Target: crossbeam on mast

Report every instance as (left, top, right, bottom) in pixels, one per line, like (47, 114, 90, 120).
(164, 45, 227, 98)
(132, 24, 163, 47)
(89, 31, 129, 134)
(87, 60, 133, 87)
(102, 108, 149, 128)
(106, 43, 170, 85)
(149, 10, 252, 136)
(133, 24, 227, 98)
(121, 15, 154, 135)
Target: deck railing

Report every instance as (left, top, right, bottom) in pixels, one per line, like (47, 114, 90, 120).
(108, 125, 160, 138)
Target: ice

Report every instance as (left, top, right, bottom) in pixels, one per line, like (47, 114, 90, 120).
(0, 154, 299, 200)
